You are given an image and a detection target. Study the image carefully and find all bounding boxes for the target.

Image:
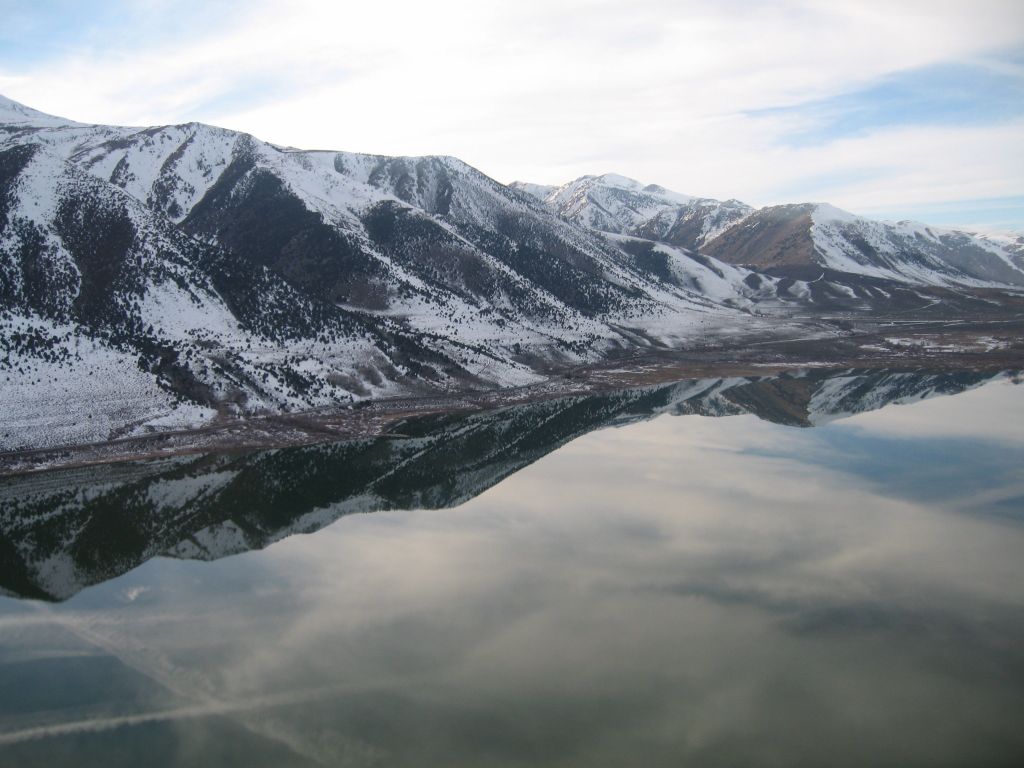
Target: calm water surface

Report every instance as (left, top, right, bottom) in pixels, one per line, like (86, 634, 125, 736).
(1, 371, 1023, 766)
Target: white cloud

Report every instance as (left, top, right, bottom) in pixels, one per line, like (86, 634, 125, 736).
(2, 0, 1022, 219)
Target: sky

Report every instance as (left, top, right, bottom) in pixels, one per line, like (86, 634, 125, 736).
(1, 0, 1022, 231)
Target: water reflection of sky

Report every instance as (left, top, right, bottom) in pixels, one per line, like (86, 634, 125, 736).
(1, 379, 1023, 766)
(752, 379, 1024, 517)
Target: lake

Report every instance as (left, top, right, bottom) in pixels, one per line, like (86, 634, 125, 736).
(1, 368, 1023, 766)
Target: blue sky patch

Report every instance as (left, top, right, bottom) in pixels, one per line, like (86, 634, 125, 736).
(753, 53, 1024, 147)
(0, 1, 249, 67)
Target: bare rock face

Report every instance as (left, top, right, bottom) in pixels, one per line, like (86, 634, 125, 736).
(702, 204, 818, 268)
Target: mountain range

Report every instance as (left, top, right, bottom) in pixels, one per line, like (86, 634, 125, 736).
(512, 174, 1024, 287)
(2, 95, 1022, 452)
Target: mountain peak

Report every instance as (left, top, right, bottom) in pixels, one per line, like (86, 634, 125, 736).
(590, 173, 696, 204)
(519, 172, 739, 249)
(593, 172, 643, 189)
(810, 202, 860, 225)
(0, 94, 78, 127)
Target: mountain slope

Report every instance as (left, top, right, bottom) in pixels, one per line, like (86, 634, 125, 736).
(2, 96, 797, 452)
(1, 141, 578, 449)
(702, 202, 1024, 288)
(4, 97, 796, 330)
(3, 94, 1021, 455)
(3, 101, 741, 328)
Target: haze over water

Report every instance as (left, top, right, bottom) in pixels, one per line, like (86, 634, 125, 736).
(1, 373, 1023, 766)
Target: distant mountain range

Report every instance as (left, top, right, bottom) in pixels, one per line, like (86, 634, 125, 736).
(512, 173, 1024, 286)
(2, 95, 1022, 452)
(1, 367, 1010, 601)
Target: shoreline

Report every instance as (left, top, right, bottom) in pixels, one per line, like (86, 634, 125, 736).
(3, 318, 1023, 477)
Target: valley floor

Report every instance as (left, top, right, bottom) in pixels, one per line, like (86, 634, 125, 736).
(3, 315, 1022, 476)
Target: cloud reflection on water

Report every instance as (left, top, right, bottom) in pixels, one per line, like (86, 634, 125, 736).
(1, 378, 1023, 766)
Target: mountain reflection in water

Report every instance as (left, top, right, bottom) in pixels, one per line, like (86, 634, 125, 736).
(0, 368, 1022, 767)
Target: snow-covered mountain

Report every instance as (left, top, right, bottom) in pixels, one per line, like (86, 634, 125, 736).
(2, 95, 1021, 454)
(0, 367, 1010, 601)
(511, 173, 753, 251)
(702, 202, 1024, 288)
(519, 172, 1024, 290)
(3, 95, 800, 451)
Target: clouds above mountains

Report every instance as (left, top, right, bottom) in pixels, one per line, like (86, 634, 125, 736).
(2, 0, 1022, 228)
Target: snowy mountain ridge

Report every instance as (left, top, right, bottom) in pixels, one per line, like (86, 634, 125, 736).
(1, 94, 1021, 455)
(0, 95, 81, 127)
(1, 96, 805, 452)
(520, 170, 1024, 289)
(512, 173, 751, 251)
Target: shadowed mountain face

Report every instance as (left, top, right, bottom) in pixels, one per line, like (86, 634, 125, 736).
(0, 367, 1011, 602)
